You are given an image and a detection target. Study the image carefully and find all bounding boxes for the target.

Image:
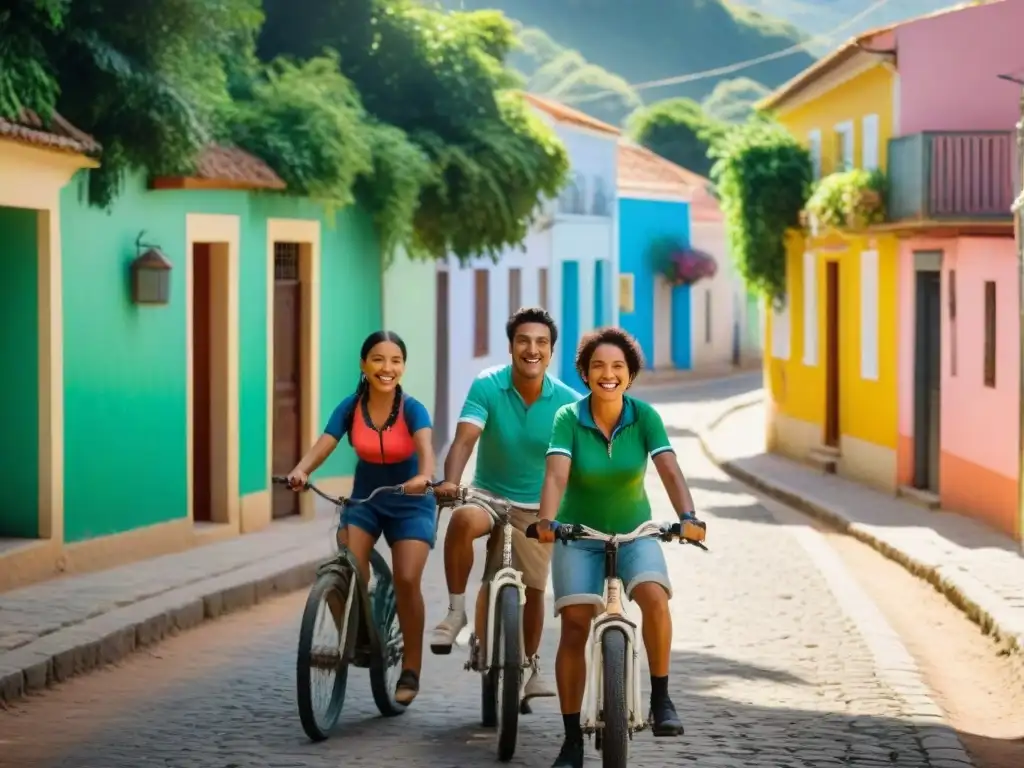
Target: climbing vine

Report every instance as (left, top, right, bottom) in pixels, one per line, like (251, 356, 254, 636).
(709, 119, 813, 303)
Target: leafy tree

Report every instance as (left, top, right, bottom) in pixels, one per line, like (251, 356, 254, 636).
(627, 98, 726, 178)
(701, 77, 771, 123)
(709, 119, 812, 302)
(257, 0, 569, 261)
(0, 0, 262, 206)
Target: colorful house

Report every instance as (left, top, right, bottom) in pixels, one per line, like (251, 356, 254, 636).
(0, 113, 425, 589)
(434, 93, 620, 446)
(760, 1, 1023, 541)
(758, 25, 901, 493)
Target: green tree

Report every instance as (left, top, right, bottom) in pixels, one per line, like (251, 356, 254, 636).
(627, 98, 726, 178)
(709, 119, 812, 301)
(258, 0, 570, 261)
(0, 0, 263, 205)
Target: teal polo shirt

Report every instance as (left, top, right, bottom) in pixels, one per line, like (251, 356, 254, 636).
(460, 365, 581, 507)
(546, 395, 674, 533)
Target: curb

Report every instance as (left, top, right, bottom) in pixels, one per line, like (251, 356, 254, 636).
(0, 552, 323, 707)
(694, 393, 1024, 679)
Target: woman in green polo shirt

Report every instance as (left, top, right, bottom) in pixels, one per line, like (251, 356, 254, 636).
(532, 327, 705, 768)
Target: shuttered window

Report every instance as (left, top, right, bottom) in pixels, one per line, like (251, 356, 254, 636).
(474, 269, 489, 358)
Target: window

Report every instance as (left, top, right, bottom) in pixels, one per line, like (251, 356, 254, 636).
(619, 273, 636, 314)
(860, 250, 879, 380)
(984, 280, 996, 388)
(592, 177, 609, 216)
(802, 251, 817, 366)
(473, 269, 489, 358)
(861, 114, 879, 171)
(538, 267, 549, 308)
(574, 173, 588, 214)
(771, 298, 790, 360)
(949, 269, 957, 376)
(835, 121, 854, 171)
(704, 289, 712, 343)
(508, 268, 522, 315)
(808, 130, 822, 180)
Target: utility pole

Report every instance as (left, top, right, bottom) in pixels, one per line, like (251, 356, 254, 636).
(1003, 73, 1024, 548)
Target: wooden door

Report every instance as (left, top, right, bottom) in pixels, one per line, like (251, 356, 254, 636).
(434, 271, 450, 453)
(824, 261, 840, 448)
(192, 244, 213, 522)
(272, 244, 302, 518)
(913, 271, 942, 492)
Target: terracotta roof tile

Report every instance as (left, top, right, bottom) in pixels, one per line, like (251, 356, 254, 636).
(0, 110, 100, 155)
(617, 140, 723, 222)
(191, 145, 285, 190)
(521, 93, 621, 136)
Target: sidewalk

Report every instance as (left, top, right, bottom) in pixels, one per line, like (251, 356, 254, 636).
(696, 392, 1024, 671)
(0, 506, 338, 705)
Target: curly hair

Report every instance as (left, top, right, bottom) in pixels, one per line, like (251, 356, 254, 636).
(506, 306, 558, 347)
(575, 327, 645, 385)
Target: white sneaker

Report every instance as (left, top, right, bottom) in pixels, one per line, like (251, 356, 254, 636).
(430, 608, 467, 655)
(522, 655, 556, 700)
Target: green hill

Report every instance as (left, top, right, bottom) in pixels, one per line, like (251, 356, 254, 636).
(436, 0, 815, 123)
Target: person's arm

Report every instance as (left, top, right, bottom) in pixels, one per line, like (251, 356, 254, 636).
(442, 377, 489, 485)
(294, 434, 340, 476)
(537, 405, 576, 533)
(288, 398, 351, 484)
(405, 398, 436, 487)
(644, 405, 696, 518)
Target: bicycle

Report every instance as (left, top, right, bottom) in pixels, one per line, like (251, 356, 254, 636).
(434, 485, 528, 762)
(271, 476, 429, 742)
(526, 518, 708, 768)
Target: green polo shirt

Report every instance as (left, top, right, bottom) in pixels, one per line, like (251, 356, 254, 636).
(460, 365, 581, 507)
(546, 395, 674, 534)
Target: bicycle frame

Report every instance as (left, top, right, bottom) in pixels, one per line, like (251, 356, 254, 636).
(580, 539, 647, 736)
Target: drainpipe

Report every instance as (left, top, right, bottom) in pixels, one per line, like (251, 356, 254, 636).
(1000, 74, 1024, 547)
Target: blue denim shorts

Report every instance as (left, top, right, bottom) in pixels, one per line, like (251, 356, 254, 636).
(550, 537, 671, 615)
(340, 503, 437, 548)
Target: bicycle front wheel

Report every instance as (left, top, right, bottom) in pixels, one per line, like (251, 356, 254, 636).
(368, 549, 408, 717)
(600, 628, 629, 768)
(296, 570, 355, 741)
(493, 585, 522, 762)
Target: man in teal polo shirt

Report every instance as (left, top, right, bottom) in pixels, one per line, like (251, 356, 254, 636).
(432, 306, 580, 702)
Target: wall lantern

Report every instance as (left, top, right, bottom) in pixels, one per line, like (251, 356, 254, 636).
(130, 231, 172, 306)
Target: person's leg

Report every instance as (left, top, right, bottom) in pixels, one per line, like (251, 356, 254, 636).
(509, 509, 556, 699)
(549, 542, 603, 768)
(621, 538, 682, 737)
(432, 503, 492, 652)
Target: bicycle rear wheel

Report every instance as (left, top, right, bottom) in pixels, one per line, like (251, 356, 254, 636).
(493, 585, 522, 762)
(296, 570, 355, 741)
(368, 549, 408, 717)
(599, 628, 629, 768)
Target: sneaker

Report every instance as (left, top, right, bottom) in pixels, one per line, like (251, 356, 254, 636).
(649, 694, 684, 737)
(551, 737, 584, 768)
(522, 655, 556, 700)
(430, 608, 467, 655)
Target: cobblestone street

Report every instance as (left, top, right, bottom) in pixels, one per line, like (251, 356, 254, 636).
(0, 376, 973, 767)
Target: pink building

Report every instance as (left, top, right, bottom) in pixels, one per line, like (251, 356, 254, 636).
(888, 1, 1021, 539)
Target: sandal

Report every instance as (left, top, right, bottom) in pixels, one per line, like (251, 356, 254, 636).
(395, 668, 420, 705)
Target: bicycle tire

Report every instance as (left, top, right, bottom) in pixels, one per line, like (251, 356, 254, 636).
(480, 632, 496, 728)
(296, 571, 355, 742)
(494, 585, 522, 762)
(600, 628, 629, 768)
(368, 549, 408, 717)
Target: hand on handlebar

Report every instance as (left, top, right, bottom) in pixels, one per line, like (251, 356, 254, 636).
(524, 519, 556, 543)
(432, 480, 460, 501)
(671, 514, 707, 549)
(286, 469, 308, 491)
(403, 474, 432, 495)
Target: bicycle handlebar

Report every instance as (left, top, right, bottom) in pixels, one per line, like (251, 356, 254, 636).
(270, 476, 436, 507)
(435, 485, 513, 517)
(524, 519, 709, 550)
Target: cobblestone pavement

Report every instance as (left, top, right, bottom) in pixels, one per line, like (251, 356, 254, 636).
(0, 375, 969, 767)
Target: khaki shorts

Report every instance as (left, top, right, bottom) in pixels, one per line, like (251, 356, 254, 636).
(463, 504, 552, 592)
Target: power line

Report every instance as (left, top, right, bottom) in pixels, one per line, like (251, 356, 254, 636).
(565, 0, 895, 106)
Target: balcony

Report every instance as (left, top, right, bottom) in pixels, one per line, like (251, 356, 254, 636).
(887, 131, 1016, 223)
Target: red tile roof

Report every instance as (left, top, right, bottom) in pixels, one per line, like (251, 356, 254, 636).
(0, 110, 100, 155)
(521, 93, 621, 136)
(617, 140, 723, 222)
(151, 144, 285, 191)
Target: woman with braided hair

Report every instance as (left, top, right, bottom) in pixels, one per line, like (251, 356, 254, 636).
(286, 330, 436, 703)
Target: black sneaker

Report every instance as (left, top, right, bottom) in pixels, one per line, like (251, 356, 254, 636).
(650, 695, 684, 737)
(551, 736, 584, 767)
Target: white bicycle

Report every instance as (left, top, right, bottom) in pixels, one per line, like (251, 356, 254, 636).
(527, 518, 707, 768)
(435, 486, 529, 762)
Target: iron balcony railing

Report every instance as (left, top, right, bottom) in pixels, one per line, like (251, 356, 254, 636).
(887, 131, 1015, 222)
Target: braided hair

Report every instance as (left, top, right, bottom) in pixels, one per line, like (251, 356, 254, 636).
(343, 330, 408, 446)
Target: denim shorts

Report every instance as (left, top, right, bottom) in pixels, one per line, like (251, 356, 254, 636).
(340, 503, 437, 548)
(550, 537, 671, 615)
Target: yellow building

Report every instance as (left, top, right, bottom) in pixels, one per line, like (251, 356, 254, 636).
(757, 28, 900, 491)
